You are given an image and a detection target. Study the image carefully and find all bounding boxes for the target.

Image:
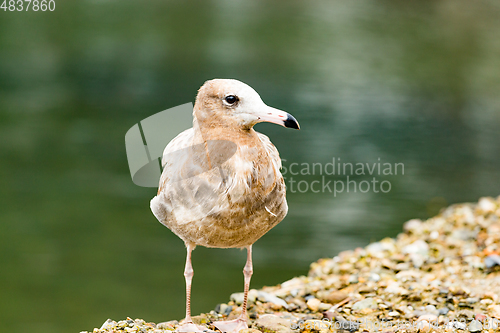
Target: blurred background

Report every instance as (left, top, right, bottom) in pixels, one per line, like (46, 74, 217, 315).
(1, 1, 499, 332)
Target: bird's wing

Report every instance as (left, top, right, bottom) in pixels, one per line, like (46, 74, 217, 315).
(161, 128, 195, 168)
(256, 132, 282, 173)
(155, 128, 231, 223)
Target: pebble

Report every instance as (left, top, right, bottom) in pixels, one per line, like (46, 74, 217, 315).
(417, 314, 438, 322)
(322, 290, 347, 304)
(348, 275, 358, 284)
(256, 291, 288, 309)
(485, 254, 500, 268)
(488, 304, 500, 319)
(352, 298, 377, 311)
(253, 314, 291, 333)
(446, 321, 467, 330)
(306, 298, 321, 311)
(475, 313, 487, 321)
(402, 240, 429, 256)
(468, 320, 483, 332)
(437, 307, 449, 315)
(99, 319, 116, 330)
(478, 197, 497, 213)
(403, 219, 422, 232)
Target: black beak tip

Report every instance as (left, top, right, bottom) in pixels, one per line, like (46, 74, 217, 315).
(284, 114, 300, 130)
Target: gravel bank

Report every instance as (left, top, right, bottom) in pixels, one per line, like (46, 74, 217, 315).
(82, 196, 500, 333)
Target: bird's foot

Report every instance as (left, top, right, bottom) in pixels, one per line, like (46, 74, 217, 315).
(175, 321, 209, 332)
(212, 318, 248, 333)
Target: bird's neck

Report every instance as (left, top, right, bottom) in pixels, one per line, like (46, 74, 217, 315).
(194, 118, 261, 147)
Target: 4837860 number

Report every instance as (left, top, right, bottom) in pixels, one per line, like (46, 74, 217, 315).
(1, 0, 55, 11)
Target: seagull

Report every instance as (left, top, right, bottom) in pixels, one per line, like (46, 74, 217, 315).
(150, 79, 299, 332)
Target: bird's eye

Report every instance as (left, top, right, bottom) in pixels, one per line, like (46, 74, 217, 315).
(224, 95, 238, 105)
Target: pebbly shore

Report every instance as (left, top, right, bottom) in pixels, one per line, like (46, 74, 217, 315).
(82, 196, 500, 333)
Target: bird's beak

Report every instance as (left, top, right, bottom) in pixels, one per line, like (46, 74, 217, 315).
(257, 106, 300, 130)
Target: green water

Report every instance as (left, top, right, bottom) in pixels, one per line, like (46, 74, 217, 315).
(1, 1, 499, 332)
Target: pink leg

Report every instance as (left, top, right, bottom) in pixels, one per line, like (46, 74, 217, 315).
(240, 245, 253, 318)
(176, 244, 207, 333)
(213, 245, 252, 332)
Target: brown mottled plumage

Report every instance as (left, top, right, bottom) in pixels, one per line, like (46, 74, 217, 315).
(150, 79, 299, 332)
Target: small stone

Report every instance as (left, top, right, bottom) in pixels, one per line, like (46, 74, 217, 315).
(466, 297, 479, 304)
(215, 303, 233, 316)
(485, 254, 500, 268)
(257, 291, 288, 309)
(322, 290, 348, 304)
(488, 304, 500, 319)
(475, 313, 487, 321)
(468, 320, 483, 332)
(100, 319, 116, 330)
(306, 298, 321, 311)
(348, 275, 358, 284)
(369, 273, 380, 282)
(157, 321, 177, 329)
(416, 320, 432, 332)
(388, 311, 400, 317)
(438, 308, 449, 315)
(403, 219, 422, 232)
(402, 240, 429, 256)
(417, 314, 437, 322)
(319, 302, 331, 311)
(446, 321, 467, 330)
(478, 197, 496, 213)
(352, 298, 377, 311)
(253, 314, 291, 333)
(458, 309, 475, 320)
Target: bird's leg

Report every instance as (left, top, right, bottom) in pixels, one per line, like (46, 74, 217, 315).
(176, 244, 207, 333)
(240, 245, 253, 319)
(213, 245, 252, 333)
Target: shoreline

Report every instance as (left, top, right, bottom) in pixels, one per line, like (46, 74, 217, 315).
(82, 196, 500, 333)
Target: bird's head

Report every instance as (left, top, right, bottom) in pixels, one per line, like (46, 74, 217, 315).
(193, 79, 300, 131)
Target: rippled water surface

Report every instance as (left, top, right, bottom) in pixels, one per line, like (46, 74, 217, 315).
(1, 1, 499, 332)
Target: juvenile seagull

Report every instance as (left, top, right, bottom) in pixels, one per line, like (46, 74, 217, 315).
(151, 79, 299, 332)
